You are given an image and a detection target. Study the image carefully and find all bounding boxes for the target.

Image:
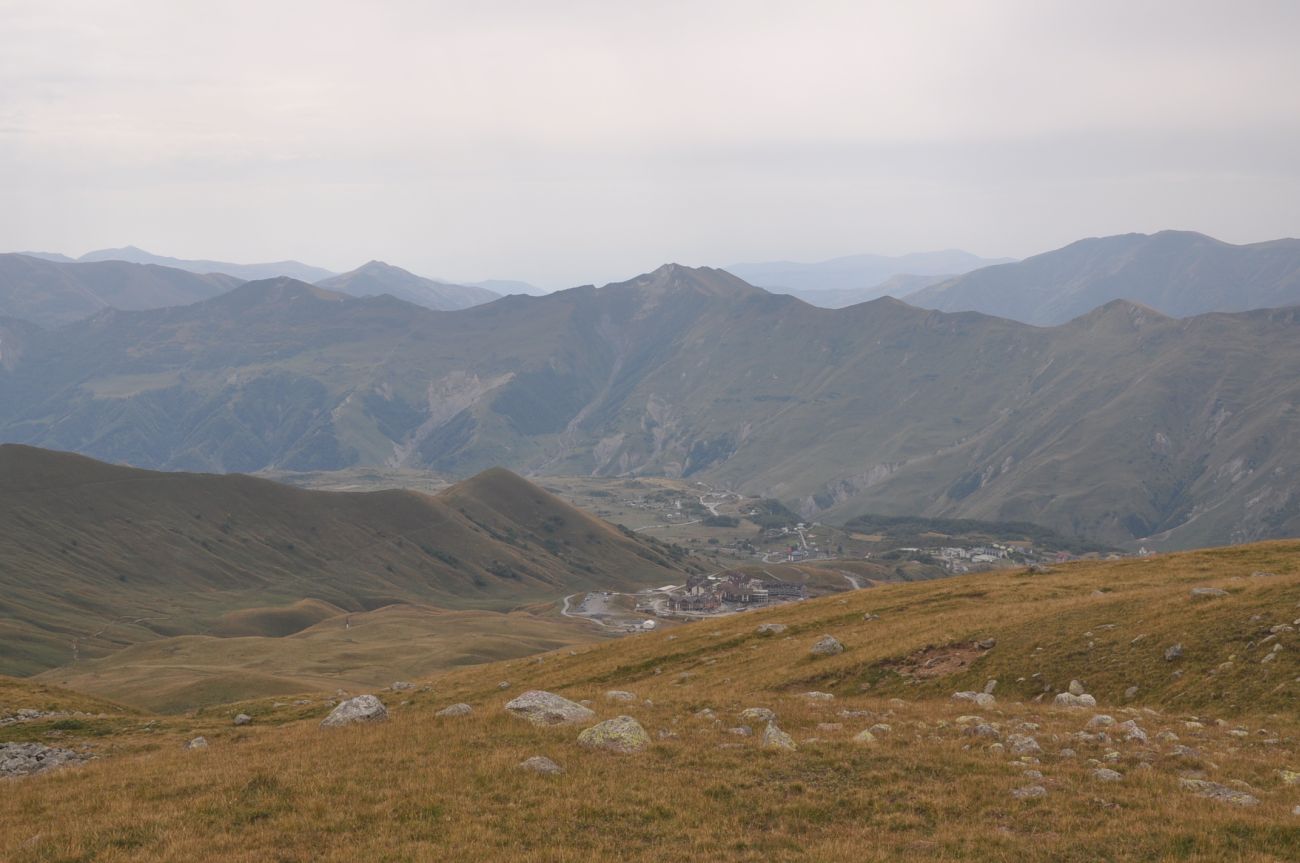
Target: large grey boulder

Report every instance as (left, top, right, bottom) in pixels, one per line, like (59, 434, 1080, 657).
(762, 722, 797, 751)
(518, 755, 565, 775)
(577, 716, 651, 753)
(435, 703, 473, 718)
(0, 742, 88, 777)
(320, 694, 388, 728)
(505, 690, 596, 726)
(810, 635, 844, 656)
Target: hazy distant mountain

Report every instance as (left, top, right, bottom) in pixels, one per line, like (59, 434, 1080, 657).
(2, 263, 1298, 550)
(469, 278, 546, 296)
(16, 251, 76, 263)
(317, 261, 499, 310)
(0, 253, 242, 327)
(906, 231, 1300, 324)
(727, 249, 1012, 305)
(790, 273, 953, 309)
(76, 245, 335, 282)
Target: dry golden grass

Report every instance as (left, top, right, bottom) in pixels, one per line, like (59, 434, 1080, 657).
(4, 542, 1300, 861)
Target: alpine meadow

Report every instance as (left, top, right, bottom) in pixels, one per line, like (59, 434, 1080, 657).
(3, 3, 1300, 862)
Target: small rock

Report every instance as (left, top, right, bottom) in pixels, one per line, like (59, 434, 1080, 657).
(953, 691, 997, 708)
(1007, 734, 1041, 756)
(869, 723, 892, 735)
(1179, 778, 1258, 806)
(1068, 680, 1086, 696)
(1165, 644, 1184, 662)
(863, 613, 880, 621)
(762, 722, 797, 751)
(810, 635, 844, 656)
(1190, 587, 1228, 599)
(983, 679, 998, 695)
(320, 695, 388, 728)
(604, 690, 637, 703)
(1093, 768, 1123, 782)
(1124, 686, 1139, 700)
(1054, 692, 1096, 708)
(518, 756, 564, 775)
(577, 716, 651, 754)
(1087, 714, 1115, 728)
(505, 691, 595, 726)
(497, 681, 511, 690)
(852, 729, 877, 744)
(802, 691, 835, 701)
(1277, 769, 1300, 786)
(740, 707, 776, 722)
(435, 703, 473, 718)
(390, 681, 415, 691)
(1116, 720, 1148, 743)
(233, 713, 252, 726)
(727, 726, 752, 736)
(184, 737, 208, 750)
(1012, 784, 1047, 799)
(756, 623, 788, 635)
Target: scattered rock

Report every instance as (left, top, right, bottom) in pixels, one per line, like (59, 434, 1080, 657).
(435, 703, 473, 718)
(184, 737, 208, 750)
(604, 690, 637, 703)
(320, 695, 388, 728)
(0, 743, 88, 777)
(962, 723, 1000, 739)
(1087, 714, 1116, 728)
(1277, 769, 1300, 786)
(577, 716, 651, 754)
(1093, 768, 1123, 782)
(390, 681, 415, 691)
(1179, 778, 1259, 806)
(1189, 587, 1229, 599)
(1068, 680, 1086, 696)
(869, 723, 892, 735)
(852, 729, 877, 744)
(756, 623, 788, 635)
(1012, 784, 1047, 799)
(863, 613, 880, 621)
(727, 726, 753, 736)
(976, 638, 997, 650)
(1054, 692, 1097, 708)
(952, 691, 996, 708)
(233, 713, 252, 726)
(504, 691, 595, 726)
(497, 681, 511, 690)
(1116, 720, 1147, 743)
(1007, 734, 1041, 756)
(1124, 686, 1139, 700)
(762, 722, 797, 751)
(810, 635, 844, 656)
(518, 756, 564, 775)
(802, 691, 835, 702)
(1164, 644, 1184, 662)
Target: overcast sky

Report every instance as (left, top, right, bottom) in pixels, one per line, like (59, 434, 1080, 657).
(3, 1, 1299, 288)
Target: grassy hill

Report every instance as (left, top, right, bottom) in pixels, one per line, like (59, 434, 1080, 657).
(0, 446, 695, 676)
(2, 265, 1300, 548)
(907, 230, 1300, 324)
(1, 542, 1298, 860)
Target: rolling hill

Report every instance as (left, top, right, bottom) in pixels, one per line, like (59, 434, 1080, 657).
(316, 261, 499, 310)
(906, 231, 1300, 324)
(0, 253, 242, 327)
(0, 445, 695, 677)
(2, 541, 1298, 860)
(74, 245, 335, 283)
(0, 265, 1298, 549)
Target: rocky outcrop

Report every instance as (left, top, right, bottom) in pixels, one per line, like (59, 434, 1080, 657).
(577, 716, 651, 753)
(0, 742, 88, 777)
(320, 694, 388, 728)
(505, 691, 595, 726)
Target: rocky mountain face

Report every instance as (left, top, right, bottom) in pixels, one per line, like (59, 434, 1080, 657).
(0, 265, 1297, 549)
(316, 260, 499, 310)
(906, 231, 1300, 324)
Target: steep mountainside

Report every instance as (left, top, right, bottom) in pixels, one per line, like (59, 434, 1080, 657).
(907, 231, 1300, 324)
(0, 254, 242, 327)
(0, 266, 1298, 549)
(317, 261, 499, 310)
(727, 249, 1010, 303)
(0, 446, 692, 676)
(75, 245, 335, 282)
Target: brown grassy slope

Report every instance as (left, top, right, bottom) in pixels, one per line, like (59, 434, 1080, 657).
(3, 542, 1300, 861)
(37, 602, 613, 713)
(0, 446, 693, 675)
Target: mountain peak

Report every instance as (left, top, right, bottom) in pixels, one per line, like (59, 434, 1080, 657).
(614, 263, 765, 299)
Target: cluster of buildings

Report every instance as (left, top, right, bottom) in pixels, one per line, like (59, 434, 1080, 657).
(661, 571, 807, 615)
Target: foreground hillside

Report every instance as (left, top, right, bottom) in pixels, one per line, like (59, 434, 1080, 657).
(0, 446, 694, 677)
(2, 542, 1297, 861)
(2, 266, 1300, 549)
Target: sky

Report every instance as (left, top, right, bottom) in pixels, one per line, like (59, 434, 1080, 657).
(2, 1, 1299, 289)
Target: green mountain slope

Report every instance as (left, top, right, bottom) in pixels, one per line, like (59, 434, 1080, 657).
(1, 266, 1298, 549)
(0, 446, 693, 676)
(0, 253, 242, 327)
(906, 231, 1300, 324)
(317, 261, 499, 310)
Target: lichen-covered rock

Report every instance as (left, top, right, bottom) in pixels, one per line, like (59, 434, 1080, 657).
(233, 713, 252, 726)
(577, 716, 650, 754)
(518, 755, 564, 775)
(0, 742, 88, 777)
(1093, 768, 1123, 782)
(953, 691, 997, 708)
(504, 690, 595, 726)
(1179, 778, 1259, 806)
(320, 694, 388, 728)
(756, 623, 788, 635)
(184, 736, 208, 750)
(853, 729, 877, 744)
(1053, 692, 1097, 708)
(762, 722, 797, 751)
(1012, 784, 1047, 799)
(810, 635, 844, 656)
(435, 703, 473, 718)
(740, 707, 776, 723)
(604, 690, 637, 703)
(1007, 734, 1041, 756)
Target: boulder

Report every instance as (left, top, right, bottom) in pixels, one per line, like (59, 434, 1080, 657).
(233, 713, 252, 726)
(504, 691, 595, 726)
(1179, 778, 1259, 806)
(1012, 784, 1047, 799)
(852, 729, 877, 744)
(518, 756, 564, 775)
(756, 623, 788, 635)
(577, 716, 651, 754)
(1164, 644, 1184, 662)
(1068, 680, 1086, 696)
(1093, 768, 1123, 782)
(320, 695, 388, 728)
(802, 691, 835, 701)
(740, 707, 776, 723)
(762, 722, 797, 751)
(1190, 587, 1229, 598)
(1086, 714, 1116, 728)
(1054, 692, 1097, 708)
(604, 690, 637, 703)
(435, 703, 473, 718)
(953, 691, 996, 708)
(0, 743, 88, 777)
(1007, 734, 1041, 756)
(184, 736, 208, 750)
(810, 635, 844, 656)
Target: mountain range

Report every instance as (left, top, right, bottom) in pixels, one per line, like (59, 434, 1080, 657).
(22, 245, 336, 282)
(906, 231, 1300, 324)
(727, 249, 1013, 307)
(1, 263, 1297, 550)
(316, 261, 500, 310)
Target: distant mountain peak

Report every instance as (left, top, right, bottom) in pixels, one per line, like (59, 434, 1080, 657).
(619, 263, 764, 299)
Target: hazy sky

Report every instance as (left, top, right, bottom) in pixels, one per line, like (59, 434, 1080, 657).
(3, 1, 1299, 288)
